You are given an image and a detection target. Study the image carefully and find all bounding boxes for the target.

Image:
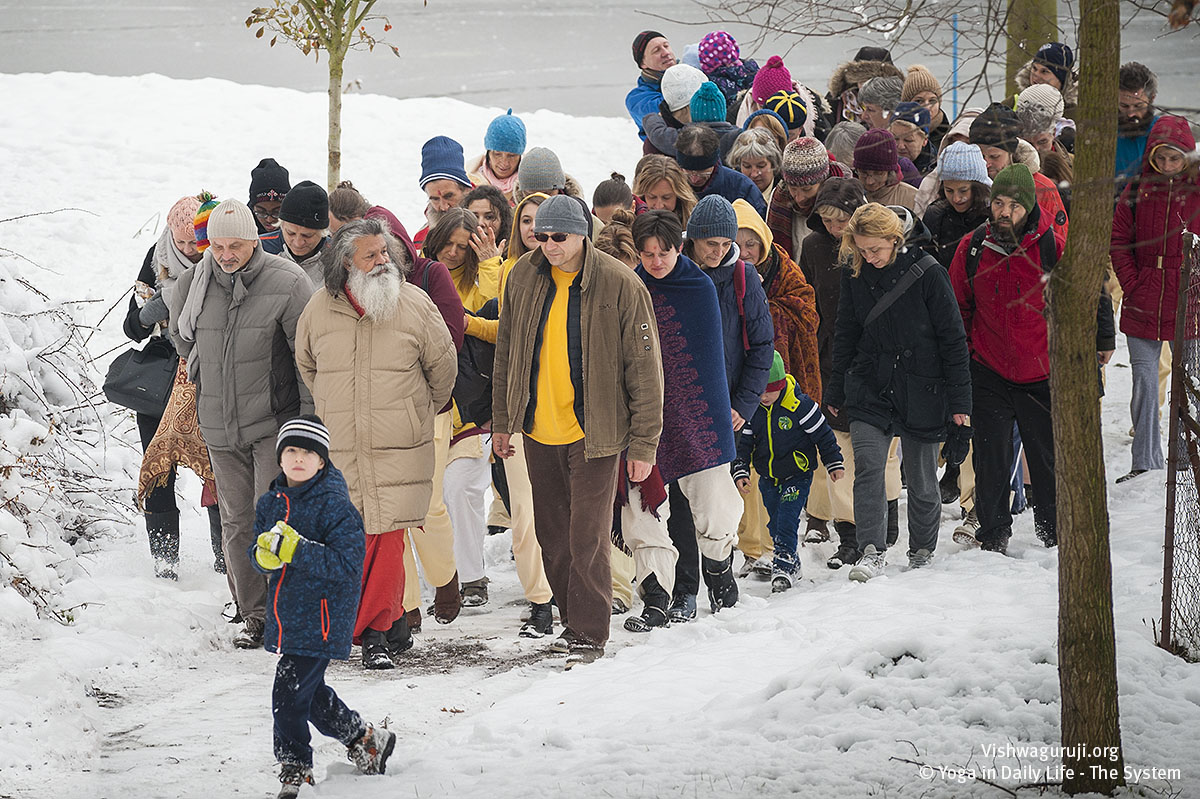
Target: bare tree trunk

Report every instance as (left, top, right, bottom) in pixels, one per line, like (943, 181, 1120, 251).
(1006, 0, 1058, 96)
(1050, 0, 1125, 791)
(327, 52, 344, 193)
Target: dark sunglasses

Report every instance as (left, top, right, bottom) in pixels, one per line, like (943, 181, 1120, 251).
(533, 232, 570, 243)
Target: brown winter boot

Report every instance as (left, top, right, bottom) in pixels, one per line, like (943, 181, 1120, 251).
(405, 607, 422, 634)
(431, 571, 461, 624)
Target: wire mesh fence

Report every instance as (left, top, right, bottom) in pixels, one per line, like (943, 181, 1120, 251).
(1163, 233, 1200, 662)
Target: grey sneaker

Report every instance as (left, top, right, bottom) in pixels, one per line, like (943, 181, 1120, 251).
(907, 548, 935, 569)
(564, 640, 605, 669)
(848, 545, 886, 582)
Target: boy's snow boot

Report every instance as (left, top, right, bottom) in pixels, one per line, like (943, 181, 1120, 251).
(667, 592, 697, 623)
(827, 521, 860, 569)
(702, 553, 739, 612)
(347, 724, 396, 775)
(624, 573, 670, 632)
(145, 511, 180, 580)
(361, 629, 395, 670)
(886, 500, 899, 547)
(939, 463, 960, 505)
(431, 572, 461, 624)
(277, 763, 314, 798)
(386, 616, 413, 657)
(520, 601, 554, 638)
(207, 504, 226, 574)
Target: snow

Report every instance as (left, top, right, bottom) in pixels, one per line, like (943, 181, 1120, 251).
(2, 72, 1200, 798)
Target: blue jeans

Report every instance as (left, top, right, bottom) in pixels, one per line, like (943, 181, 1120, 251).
(759, 474, 813, 574)
(273, 654, 364, 766)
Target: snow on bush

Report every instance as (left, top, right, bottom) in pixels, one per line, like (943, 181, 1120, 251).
(0, 250, 131, 627)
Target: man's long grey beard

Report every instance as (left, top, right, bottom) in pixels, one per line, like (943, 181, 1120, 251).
(348, 262, 402, 322)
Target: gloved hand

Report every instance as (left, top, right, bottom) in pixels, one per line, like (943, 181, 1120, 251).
(138, 289, 169, 326)
(941, 422, 973, 467)
(254, 521, 301, 571)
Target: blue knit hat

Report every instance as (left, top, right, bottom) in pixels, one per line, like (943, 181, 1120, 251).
(419, 136, 471, 189)
(687, 195, 738, 241)
(890, 101, 931, 132)
(484, 109, 527, 155)
(1033, 42, 1073, 87)
(744, 108, 788, 132)
(938, 141, 992, 186)
(690, 82, 727, 124)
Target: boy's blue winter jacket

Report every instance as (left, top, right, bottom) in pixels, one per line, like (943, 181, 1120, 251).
(249, 464, 365, 660)
(733, 374, 843, 484)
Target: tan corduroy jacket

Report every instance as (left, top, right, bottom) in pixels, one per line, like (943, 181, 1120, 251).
(492, 240, 664, 463)
(295, 280, 457, 534)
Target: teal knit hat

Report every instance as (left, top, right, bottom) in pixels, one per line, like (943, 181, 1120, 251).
(690, 82, 728, 124)
(990, 163, 1037, 213)
(766, 350, 787, 392)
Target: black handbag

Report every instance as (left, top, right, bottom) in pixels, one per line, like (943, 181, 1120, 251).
(103, 336, 179, 417)
(454, 299, 498, 426)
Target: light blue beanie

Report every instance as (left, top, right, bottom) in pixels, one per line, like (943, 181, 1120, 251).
(938, 141, 992, 187)
(484, 109, 527, 155)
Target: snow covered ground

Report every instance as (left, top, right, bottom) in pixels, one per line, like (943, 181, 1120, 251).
(1, 72, 1199, 799)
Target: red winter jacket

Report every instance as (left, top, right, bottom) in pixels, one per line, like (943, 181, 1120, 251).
(1111, 116, 1200, 341)
(950, 203, 1064, 384)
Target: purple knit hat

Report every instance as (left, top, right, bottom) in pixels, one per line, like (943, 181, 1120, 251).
(698, 31, 741, 74)
(853, 129, 900, 174)
(752, 56, 792, 106)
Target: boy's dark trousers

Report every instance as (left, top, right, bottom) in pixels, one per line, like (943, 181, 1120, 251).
(273, 654, 365, 766)
(759, 473, 813, 574)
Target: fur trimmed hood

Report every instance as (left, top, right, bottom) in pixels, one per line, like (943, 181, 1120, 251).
(828, 59, 906, 100)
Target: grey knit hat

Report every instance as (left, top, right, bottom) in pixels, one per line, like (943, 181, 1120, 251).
(518, 147, 567, 194)
(687, 195, 738, 241)
(534, 194, 589, 237)
(1016, 84, 1065, 136)
(938, 141, 992, 186)
(857, 75, 904, 111)
(206, 198, 259, 241)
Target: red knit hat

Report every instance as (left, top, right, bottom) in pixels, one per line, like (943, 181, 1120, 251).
(752, 56, 792, 105)
(853, 129, 900, 174)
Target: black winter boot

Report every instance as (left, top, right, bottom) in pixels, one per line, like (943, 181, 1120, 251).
(146, 511, 180, 580)
(386, 615, 413, 656)
(702, 553, 739, 613)
(361, 629, 395, 669)
(828, 521, 860, 569)
(886, 500, 899, 548)
(207, 504, 226, 574)
(624, 573, 671, 632)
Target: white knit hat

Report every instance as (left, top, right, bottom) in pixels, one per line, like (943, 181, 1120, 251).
(662, 64, 708, 112)
(205, 198, 259, 241)
(1016, 84, 1065, 136)
(938, 141, 992, 186)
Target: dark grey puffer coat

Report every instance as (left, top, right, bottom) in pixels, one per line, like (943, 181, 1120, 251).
(169, 246, 314, 449)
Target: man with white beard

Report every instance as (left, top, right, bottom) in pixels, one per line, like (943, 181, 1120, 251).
(295, 218, 457, 669)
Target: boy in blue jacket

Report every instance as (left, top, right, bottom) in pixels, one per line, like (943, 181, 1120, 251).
(733, 353, 844, 593)
(250, 415, 395, 798)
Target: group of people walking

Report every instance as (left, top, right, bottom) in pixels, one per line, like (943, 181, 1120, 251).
(118, 30, 1198, 797)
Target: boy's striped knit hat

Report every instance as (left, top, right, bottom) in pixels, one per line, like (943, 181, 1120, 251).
(276, 414, 331, 464)
(192, 192, 219, 253)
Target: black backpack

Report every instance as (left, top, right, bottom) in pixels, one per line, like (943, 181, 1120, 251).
(454, 298, 498, 426)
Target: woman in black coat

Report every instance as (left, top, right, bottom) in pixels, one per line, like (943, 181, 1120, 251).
(823, 203, 971, 580)
(123, 196, 224, 579)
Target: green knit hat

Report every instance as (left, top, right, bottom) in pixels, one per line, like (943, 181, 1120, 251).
(990, 163, 1037, 214)
(766, 350, 787, 392)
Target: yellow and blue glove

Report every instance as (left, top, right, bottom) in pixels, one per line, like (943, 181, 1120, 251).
(255, 521, 301, 571)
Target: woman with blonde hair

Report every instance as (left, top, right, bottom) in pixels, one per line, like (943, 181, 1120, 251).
(825, 203, 970, 581)
(632, 154, 698, 229)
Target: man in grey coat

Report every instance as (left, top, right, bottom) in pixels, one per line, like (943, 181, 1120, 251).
(169, 198, 314, 648)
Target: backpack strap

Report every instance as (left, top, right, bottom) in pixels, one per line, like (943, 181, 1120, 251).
(733, 261, 750, 350)
(862, 253, 935, 328)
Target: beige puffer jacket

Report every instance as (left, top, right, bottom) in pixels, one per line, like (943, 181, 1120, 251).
(295, 281, 457, 534)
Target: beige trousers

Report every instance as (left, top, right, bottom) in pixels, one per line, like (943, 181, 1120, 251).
(402, 412, 458, 612)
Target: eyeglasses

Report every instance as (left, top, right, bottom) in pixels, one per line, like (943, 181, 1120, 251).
(253, 207, 280, 221)
(533, 232, 570, 243)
